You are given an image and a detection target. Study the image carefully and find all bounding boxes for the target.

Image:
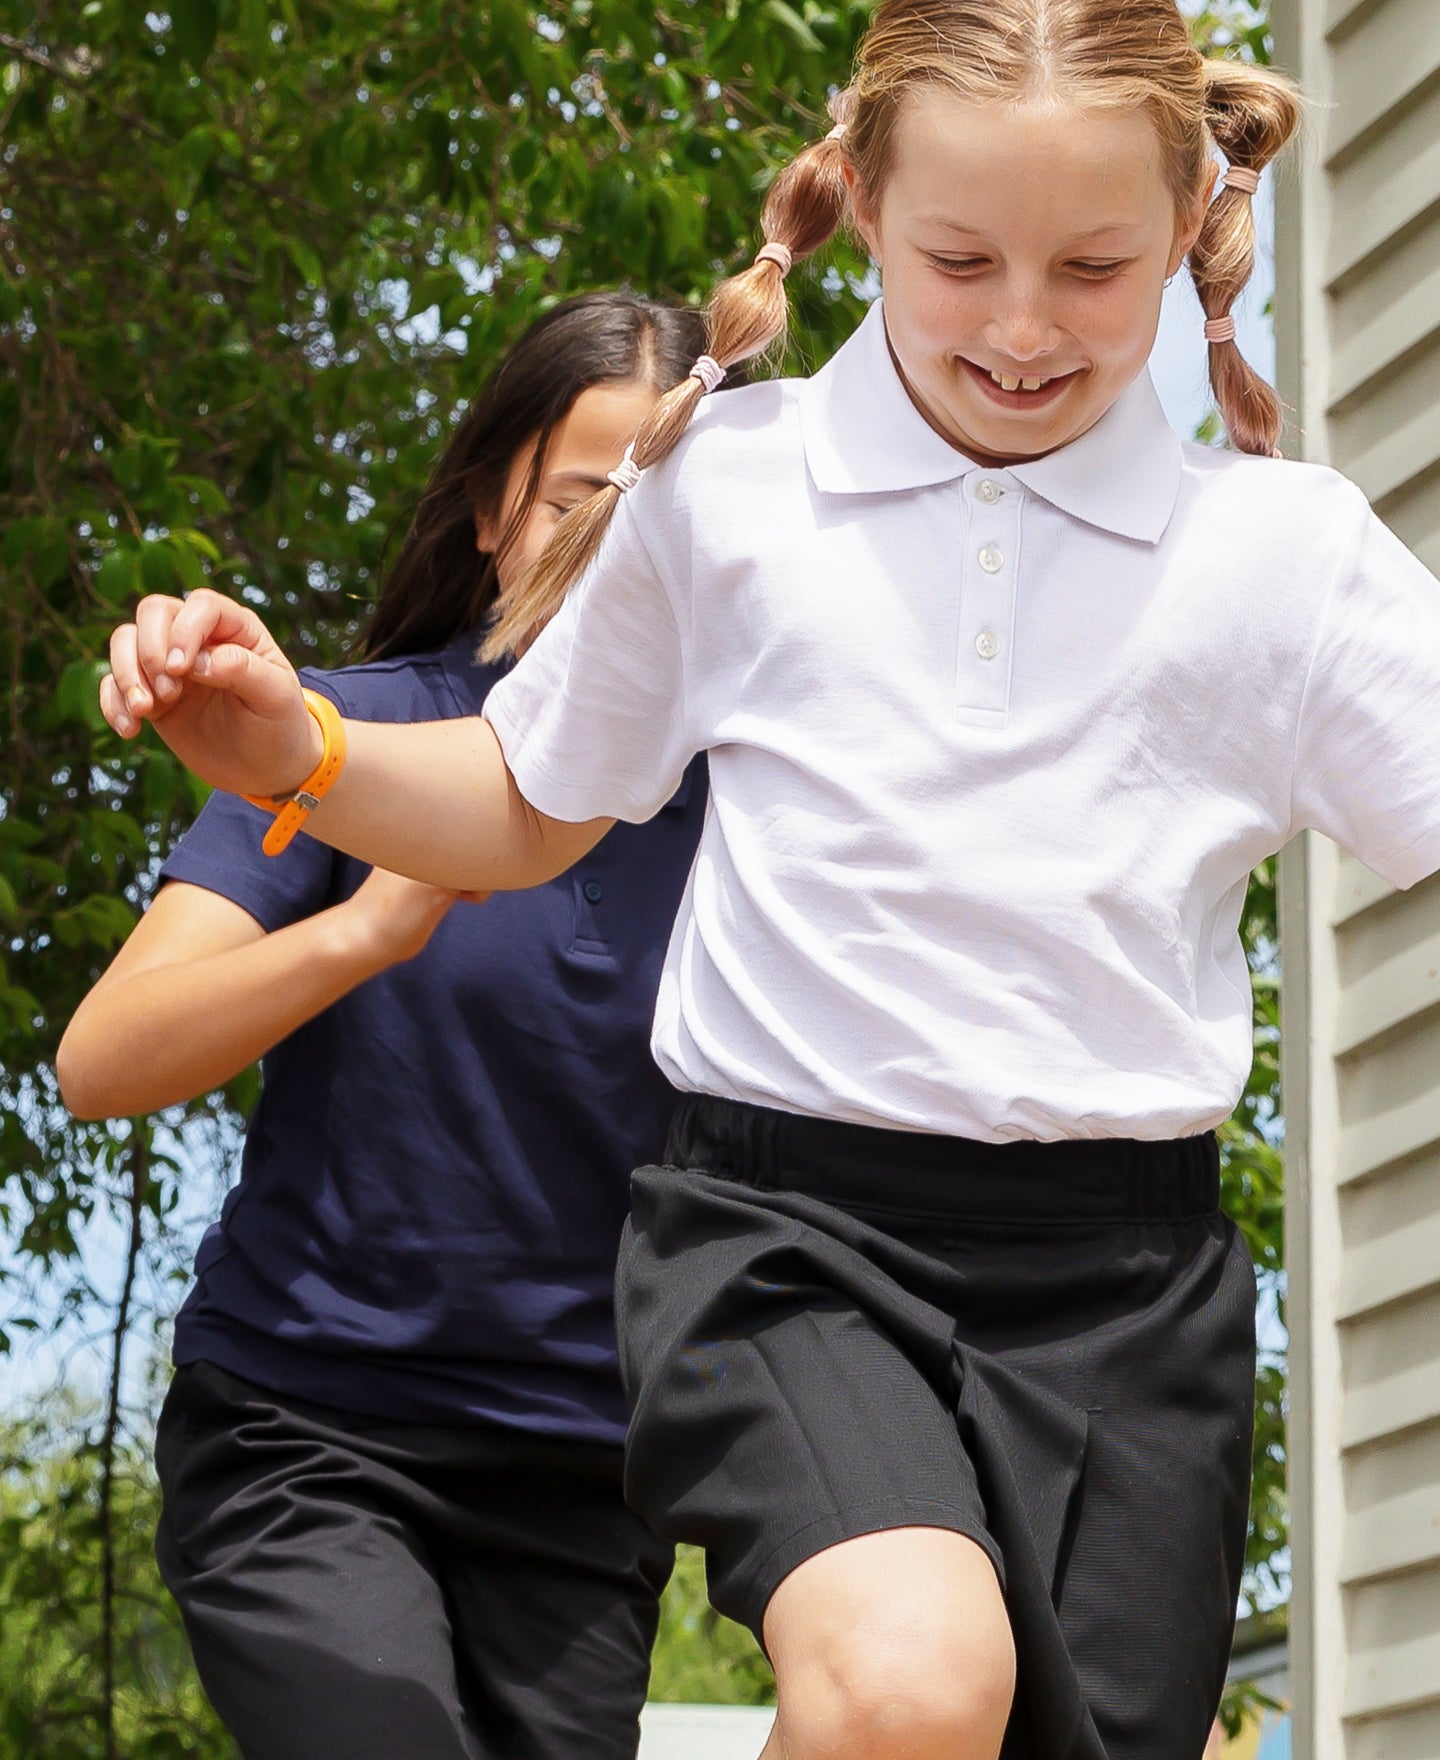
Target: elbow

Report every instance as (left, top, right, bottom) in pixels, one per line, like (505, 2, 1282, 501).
(55, 1024, 118, 1121)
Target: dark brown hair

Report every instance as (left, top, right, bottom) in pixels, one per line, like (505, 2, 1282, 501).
(497, 0, 1301, 653)
(360, 291, 707, 662)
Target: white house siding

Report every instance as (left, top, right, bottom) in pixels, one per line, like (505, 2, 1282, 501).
(1273, 1, 1440, 1755)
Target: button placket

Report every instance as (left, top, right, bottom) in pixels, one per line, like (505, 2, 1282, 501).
(957, 474, 1020, 719)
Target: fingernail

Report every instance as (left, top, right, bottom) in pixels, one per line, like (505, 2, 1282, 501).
(116, 714, 136, 737)
(126, 686, 148, 711)
(154, 675, 178, 701)
(167, 647, 186, 671)
(192, 651, 211, 678)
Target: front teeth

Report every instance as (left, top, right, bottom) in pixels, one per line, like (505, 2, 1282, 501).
(989, 369, 1048, 392)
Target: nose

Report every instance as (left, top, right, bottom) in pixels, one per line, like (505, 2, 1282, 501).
(984, 282, 1062, 367)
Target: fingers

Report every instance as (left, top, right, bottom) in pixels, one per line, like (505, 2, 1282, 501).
(99, 667, 139, 739)
(164, 589, 275, 679)
(132, 593, 189, 703)
(107, 620, 149, 719)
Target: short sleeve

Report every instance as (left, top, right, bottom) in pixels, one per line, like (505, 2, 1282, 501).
(158, 671, 346, 929)
(482, 493, 693, 824)
(1292, 500, 1440, 889)
(159, 792, 336, 930)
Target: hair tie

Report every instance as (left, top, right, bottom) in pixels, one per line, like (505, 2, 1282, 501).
(689, 354, 725, 395)
(826, 123, 847, 141)
(1221, 165, 1261, 195)
(607, 445, 641, 494)
(754, 242, 793, 276)
(1204, 314, 1237, 344)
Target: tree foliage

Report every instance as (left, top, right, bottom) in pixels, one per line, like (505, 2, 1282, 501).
(2, 0, 1284, 1746)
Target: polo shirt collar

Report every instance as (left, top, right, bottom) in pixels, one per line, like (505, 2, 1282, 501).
(799, 299, 1182, 544)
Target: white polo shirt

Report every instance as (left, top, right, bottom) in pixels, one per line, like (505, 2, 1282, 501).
(484, 300, 1440, 1142)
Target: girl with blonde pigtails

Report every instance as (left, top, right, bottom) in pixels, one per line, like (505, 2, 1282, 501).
(97, 4, 1440, 1757)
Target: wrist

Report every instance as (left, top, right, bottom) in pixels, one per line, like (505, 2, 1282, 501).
(242, 689, 346, 857)
(322, 894, 396, 977)
(299, 710, 326, 790)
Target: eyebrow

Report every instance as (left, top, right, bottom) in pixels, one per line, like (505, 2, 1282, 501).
(542, 469, 610, 493)
(917, 217, 1140, 244)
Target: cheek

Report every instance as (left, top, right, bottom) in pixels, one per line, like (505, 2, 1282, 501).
(890, 272, 984, 358)
(499, 508, 561, 591)
(1068, 279, 1163, 360)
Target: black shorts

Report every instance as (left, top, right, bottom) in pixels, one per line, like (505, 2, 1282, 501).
(616, 1094, 1256, 1760)
(154, 1362, 674, 1760)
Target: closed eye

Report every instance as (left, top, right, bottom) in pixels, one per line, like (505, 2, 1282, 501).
(925, 254, 989, 275)
(1069, 260, 1129, 278)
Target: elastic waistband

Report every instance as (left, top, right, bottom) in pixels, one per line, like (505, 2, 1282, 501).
(665, 1094, 1220, 1225)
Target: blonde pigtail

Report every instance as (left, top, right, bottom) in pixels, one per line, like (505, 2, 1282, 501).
(483, 129, 851, 661)
(1189, 59, 1303, 457)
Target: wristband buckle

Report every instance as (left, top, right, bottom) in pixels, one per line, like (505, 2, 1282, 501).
(241, 687, 347, 857)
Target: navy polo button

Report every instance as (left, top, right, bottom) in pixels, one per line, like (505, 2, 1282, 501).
(582, 879, 604, 904)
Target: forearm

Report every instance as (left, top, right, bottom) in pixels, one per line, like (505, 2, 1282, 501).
(58, 903, 391, 1119)
(102, 593, 608, 885)
(297, 716, 602, 890)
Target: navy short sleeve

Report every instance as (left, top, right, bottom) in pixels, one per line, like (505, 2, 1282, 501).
(163, 632, 707, 1442)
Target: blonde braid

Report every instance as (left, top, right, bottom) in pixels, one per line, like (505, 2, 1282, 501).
(482, 129, 851, 661)
(1190, 59, 1303, 456)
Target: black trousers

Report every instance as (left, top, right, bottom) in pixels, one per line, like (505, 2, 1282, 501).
(154, 1362, 674, 1760)
(618, 1095, 1256, 1760)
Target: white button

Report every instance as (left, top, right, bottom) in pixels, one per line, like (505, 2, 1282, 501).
(978, 545, 1004, 574)
(975, 629, 1001, 660)
(975, 479, 1003, 504)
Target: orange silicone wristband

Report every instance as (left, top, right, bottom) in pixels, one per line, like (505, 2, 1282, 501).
(241, 688, 348, 857)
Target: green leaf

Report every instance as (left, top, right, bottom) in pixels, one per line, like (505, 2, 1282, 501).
(140, 541, 178, 596)
(761, 0, 825, 53)
(53, 894, 137, 951)
(285, 236, 325, 288)
(172, 475, 229, 517)
(95, 545, 142, 606)
(53, 658, 111, 731)
(173, 525, 222, 561)
(167, 539, 208, 595)
(171, 0, 220, 70)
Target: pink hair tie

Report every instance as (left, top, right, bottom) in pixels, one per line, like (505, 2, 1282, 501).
(1204, 314, 1237, 344)
(607, 448, 641, 493)
(689, 354, 725, 395)
(754, 242, 793, 276)
(1222, 165, 1261, 195)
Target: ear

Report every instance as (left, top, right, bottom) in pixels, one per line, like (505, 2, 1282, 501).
(1169, 160, 1220, 277)
(473, 504, 498, 554)
(843, 160, 881, 263)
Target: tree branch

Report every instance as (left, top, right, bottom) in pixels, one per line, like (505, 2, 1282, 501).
(97, 1128, 147, 1760)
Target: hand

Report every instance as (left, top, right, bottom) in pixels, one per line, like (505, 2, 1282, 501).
(343, 867, 492, 969)
(101, 589, 321, 800)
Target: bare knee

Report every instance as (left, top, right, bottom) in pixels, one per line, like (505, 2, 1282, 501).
(763, 1529, 1016, 1760)
(774, 1630, 1015, 1760)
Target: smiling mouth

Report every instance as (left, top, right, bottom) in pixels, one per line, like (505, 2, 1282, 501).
(990, 369, 1050, 392)
(961, 357, 1079, 406)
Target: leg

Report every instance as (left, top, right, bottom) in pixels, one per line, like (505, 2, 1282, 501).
(436, 1436, 673, 1760)
(154, 1365, 482, 1760)
(757, 1528, 1015, 1760)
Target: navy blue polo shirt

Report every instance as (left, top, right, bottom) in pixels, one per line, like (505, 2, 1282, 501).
(162, 631, 706, 1444)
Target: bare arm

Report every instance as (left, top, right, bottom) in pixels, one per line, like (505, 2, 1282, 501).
(57, 870, 477, 1120)
(99, 591, 612, 889)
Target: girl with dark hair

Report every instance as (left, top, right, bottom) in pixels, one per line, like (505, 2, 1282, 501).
(60, 290, 711, 1760)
